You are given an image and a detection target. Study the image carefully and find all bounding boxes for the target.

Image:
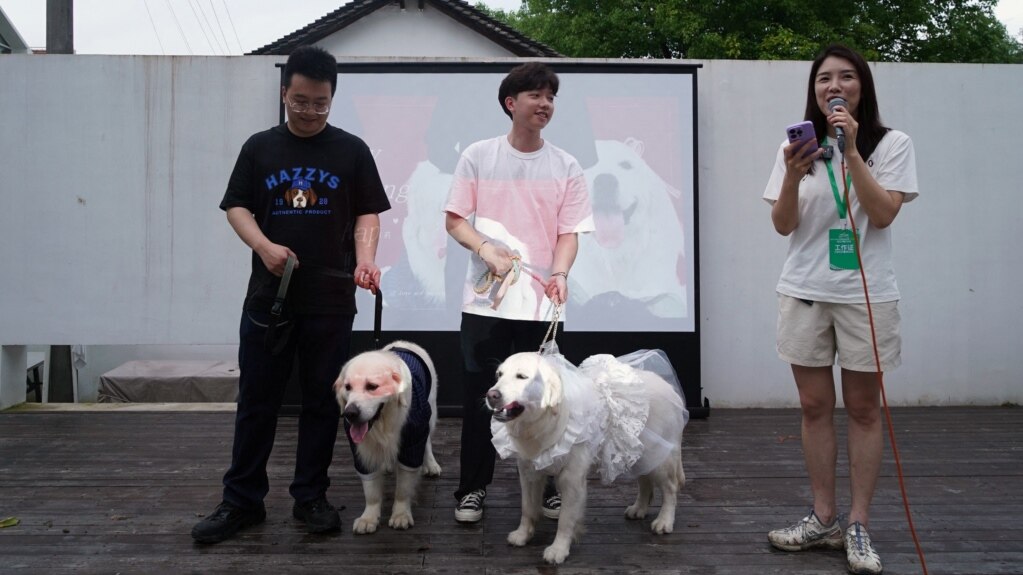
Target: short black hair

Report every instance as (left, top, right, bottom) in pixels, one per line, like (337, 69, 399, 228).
(498, 62, 559, 119)
(283, 45, 338, 96)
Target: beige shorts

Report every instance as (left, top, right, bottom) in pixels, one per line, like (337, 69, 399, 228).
(777, 294, 901, 372)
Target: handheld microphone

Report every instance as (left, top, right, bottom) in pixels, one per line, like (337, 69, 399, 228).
(827, 97, 848, 153)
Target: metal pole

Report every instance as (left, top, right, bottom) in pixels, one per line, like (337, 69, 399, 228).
(46, 0, 73, 54)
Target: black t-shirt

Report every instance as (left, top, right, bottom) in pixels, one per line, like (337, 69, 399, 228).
(220, 123, 390, 315)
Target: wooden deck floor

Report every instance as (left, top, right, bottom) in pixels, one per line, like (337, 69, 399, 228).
(0, 406, 1020, 574)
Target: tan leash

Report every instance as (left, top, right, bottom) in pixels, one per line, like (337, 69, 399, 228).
(472, 249, 563, 353)
(538, 303, 563, 355)
(474, 256, 556, 311)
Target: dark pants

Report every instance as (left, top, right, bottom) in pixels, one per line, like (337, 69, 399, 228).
(455, 312, 554, 501)
(222, 310, 353, 509)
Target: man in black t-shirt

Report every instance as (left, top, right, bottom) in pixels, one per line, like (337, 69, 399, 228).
(192, 46, 391, 544)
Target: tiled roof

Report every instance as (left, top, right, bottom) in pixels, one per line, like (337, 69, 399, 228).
(247, 0, 561, 57)
(0, 5, 32, 54)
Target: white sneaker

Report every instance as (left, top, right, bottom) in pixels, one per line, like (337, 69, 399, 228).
(845, 522, 883, 574)
(454, 489, 486, 523)
(768, 510, 845, 551)
(542, 493, 561, 520)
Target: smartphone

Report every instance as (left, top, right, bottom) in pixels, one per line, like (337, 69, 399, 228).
(785, 121, 819, 157)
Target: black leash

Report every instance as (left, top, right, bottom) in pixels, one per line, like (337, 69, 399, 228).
(269, 256, 296, 319)
(374, 287, 382, 349)
(265, 256, 297, 356)
(262, 256, 380, 353)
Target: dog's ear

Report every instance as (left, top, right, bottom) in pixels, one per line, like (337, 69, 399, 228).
(339, 368, 351, 405)
(393, 362, 412, 407)
(538, 359, 563, 413)
(334, 362, 350, 407)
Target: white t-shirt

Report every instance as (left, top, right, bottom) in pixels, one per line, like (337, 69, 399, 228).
(763, 130, 919, 303)
(444, 136, 595, 321)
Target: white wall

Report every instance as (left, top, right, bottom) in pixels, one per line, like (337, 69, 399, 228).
(1, 55, 1020, 407)
(0, 56, 265, 346)
(317, 3, 517, 57)
(696, 60, 1023, 406)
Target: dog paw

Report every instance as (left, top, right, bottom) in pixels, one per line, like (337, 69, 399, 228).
(388, 511, 414, 530)
(625, 504, 647, 519)
(507, 527, 533, 547)
(651, 517, 675, 534)
(543, 543, 570, 564)
(422, 461, 441, 477)
(353, 517, 379, 534)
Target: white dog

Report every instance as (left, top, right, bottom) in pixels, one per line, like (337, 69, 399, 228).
(399, 160, 453, 305)
(487, 351, 687, 564)
(335, 340, 441, 534)
(579, 353, 687, 532)
(572, 139, 689, 325)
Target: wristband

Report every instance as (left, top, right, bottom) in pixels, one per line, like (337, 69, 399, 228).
(550, 271, 568, 279)
(476, 240, 489, 257)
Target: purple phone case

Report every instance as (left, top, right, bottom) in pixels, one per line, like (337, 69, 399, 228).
(786, 121, 818, 157)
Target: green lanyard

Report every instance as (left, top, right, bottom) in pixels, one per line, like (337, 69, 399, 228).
(823, 137, 852, 221)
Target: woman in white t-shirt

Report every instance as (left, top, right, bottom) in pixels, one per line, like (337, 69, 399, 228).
(762, 44, 919, 575)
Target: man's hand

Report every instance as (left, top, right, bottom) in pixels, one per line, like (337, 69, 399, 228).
(354, 262, 381, 294)
(257, 243, 297, 277)
(479, 242, 515, 278)
(226, 207, 297, 277)
(546, 274, 568, 304)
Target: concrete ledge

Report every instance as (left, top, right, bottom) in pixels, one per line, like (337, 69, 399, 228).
(4, 402, 237, 413)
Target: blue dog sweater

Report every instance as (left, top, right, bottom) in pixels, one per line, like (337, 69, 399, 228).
(344, 347, 433, 476)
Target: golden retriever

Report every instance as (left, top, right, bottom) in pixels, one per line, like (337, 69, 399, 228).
(487, 351, 686, 564)
(335, 340, 441, 534)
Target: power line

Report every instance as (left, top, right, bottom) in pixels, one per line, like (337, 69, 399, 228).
(185, 0, 219, 54)
(162, 0, 194, 54)
(194, 0, 228, 54)
(220, 0, 245, 53)
(207, 0, 235, 54)
(142, 0, 165, 54)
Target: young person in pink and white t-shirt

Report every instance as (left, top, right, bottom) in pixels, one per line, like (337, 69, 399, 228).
(443, 62, 594, 523)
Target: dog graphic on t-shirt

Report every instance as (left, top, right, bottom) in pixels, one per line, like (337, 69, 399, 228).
(284, 177, 318, 209)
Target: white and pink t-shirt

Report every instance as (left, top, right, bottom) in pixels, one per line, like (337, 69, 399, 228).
(444, 136, 594, 321)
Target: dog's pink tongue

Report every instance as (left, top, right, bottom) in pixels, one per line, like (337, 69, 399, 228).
(349, 421, 370, 444)
(594, 212, 625, 249)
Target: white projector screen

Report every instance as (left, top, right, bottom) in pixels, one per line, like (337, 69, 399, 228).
(319, 63, 698, 333)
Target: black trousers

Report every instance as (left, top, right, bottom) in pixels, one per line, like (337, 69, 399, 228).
(223, 310, 353, 509)
(455, 313, 556, 501)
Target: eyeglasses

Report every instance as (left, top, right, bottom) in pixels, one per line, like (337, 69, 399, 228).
(286, 98, 330, 115)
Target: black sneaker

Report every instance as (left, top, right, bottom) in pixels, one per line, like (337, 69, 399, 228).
(542, 493, 561, 520)
(191, 501, 266, 544)
(292, 495, 341, 533)
(454, 489, 486, 523)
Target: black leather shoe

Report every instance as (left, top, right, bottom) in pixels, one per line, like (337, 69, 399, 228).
(292, 496, 341, 533)
(191, 501, 266, 544)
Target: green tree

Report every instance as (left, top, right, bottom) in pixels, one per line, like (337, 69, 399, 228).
(478, 0, 1022, 62)
(908, 0, 1023, 62)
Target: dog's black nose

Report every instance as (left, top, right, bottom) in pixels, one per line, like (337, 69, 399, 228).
(343, 403, 360, 423)
(486, 389, 502, 405)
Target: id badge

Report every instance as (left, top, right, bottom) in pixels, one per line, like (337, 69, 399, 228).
(829, 228, 859, 270)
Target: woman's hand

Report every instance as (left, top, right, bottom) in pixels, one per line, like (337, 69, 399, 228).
(828, 102, 860, 158)
(783, 138, 822, 177)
